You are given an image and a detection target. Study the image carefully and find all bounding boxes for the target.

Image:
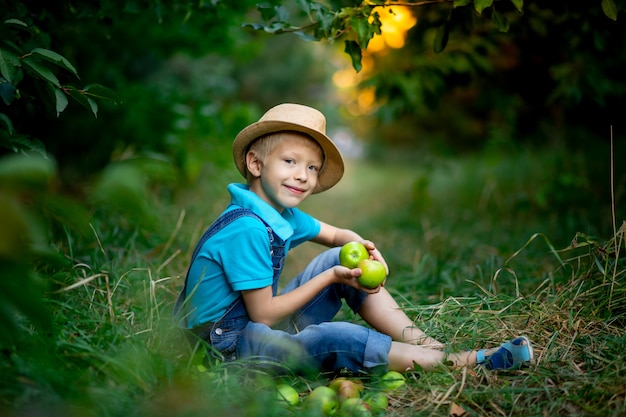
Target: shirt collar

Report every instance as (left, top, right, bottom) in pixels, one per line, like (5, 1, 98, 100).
(227, 183, 295, 241)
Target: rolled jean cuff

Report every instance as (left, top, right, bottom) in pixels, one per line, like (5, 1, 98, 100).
(363, 329, 393, 370)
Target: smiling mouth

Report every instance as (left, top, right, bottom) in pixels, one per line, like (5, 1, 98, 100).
(285, 185, 306, 195)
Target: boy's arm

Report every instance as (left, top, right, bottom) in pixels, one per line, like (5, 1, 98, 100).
(242, 222, 389, 327)
(241, 265, 376, 326)
(312, 221, 388, 273)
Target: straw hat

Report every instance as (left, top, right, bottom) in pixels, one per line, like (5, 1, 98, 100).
(232, 103, 345, 193)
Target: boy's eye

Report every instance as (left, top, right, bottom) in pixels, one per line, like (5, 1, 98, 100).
(284, 159, 294, 164)
(309, 165, 320, 172)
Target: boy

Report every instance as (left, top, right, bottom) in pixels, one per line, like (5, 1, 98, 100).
(173, 103, 533, 375)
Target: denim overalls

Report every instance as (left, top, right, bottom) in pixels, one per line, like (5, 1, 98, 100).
(174, 208, 392, 374)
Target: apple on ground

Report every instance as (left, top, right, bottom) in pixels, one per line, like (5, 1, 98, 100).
(328, 377, 364, 404)
(364, 392, 388, 413)
(305, 385, 340, 416)
(357, 259, 386, 289)
(339, 241, 369, 269)
(379, 371, 406, 392)
(275, 383, 299, 406)
(339, 397, 371, 417)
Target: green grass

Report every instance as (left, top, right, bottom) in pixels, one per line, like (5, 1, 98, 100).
(2, 145, 625, 417)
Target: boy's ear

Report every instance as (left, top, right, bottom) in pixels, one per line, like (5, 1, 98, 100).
(245, 150, 262, 178)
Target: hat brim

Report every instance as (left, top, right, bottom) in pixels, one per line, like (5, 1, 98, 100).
(233, 120, 344, 194)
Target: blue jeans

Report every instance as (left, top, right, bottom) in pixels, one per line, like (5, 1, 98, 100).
(206, 247, 392, 374)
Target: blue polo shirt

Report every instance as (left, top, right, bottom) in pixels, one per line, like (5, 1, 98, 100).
(185, 183, 321, 327)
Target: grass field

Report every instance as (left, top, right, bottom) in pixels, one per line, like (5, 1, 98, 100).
(2, 145, 625, 417)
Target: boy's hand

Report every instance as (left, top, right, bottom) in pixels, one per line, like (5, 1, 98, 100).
(361, 240, 389, 275)
(333, 265, 383, 294)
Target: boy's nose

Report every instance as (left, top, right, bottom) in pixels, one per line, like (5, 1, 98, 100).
(295, 166, 308, 181)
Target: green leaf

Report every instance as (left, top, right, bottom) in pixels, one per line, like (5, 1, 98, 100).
(0, 112, 14, 135)
(0, 80, 17, 105)
(601, 0, 618, 20)
(0, 258, 51, 339)
(263, 21, 290, 34)
(30, 48, 79, 78)
(91, 163, 156, 227)
(3, 18, 28, 28)
(453, 0, 472, 7)
(54, 87, 68, 116)
(22, 57, 60, 87)
(295, 0, 311, 17)
(474, 0, 493, 14)
(492, 10, 510, 32)
(0, 48, 21, 84)
(241, 22, 265, 31)
(351, 15, 373, 48)
(256, 3, 276, 21)
(0, 134, 46, 157)
(0, 153, 55, 189)
(256, 3, 289, 22)
(510, 0, 523, 13)
(433, 22, 450, 53)
(344, 40, 362, 73)
(293, 31, 318, 41)
(65, 85, 99, 117)
(313, 3, 335, 35)
(83, 83, 122, 105)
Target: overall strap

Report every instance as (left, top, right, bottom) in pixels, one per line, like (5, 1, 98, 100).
(172, 208, 273, 327)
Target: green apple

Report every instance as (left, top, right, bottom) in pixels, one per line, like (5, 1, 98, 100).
(339, 241, 369, 269)
(305, 386, 340, 416)
(357, 259, 386, 288)
(276, 383, 300, 406)
(379, 371, 406, 392)
(328, 378, 364, 404)
(339, 398, 371, 417)
(364, 392, 388, 413)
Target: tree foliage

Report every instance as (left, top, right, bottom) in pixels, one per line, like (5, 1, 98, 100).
(247, 0, 626, 149)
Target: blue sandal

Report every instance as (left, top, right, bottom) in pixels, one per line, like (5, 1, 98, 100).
(477, 336, 533, 370)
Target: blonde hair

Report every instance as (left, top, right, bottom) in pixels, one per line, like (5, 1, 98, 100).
(245, 131, 323, 181)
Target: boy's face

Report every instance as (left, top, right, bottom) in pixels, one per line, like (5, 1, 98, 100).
(246, 133, 324, 212)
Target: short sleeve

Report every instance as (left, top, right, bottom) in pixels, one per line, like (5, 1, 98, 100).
(289, 208, 321, 248)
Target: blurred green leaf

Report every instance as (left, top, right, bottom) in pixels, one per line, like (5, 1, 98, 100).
(510, 0, 524, 13)
(41, 194, 93, 239)
(453, 0, 472, 7)
(492, 10, 510, 32)
(601, 0, 618, 20)
(0, 79, 17, 105)
(0, 112, 13, 134)
(91, 163, 156, 228)
(0, 259, 51, 340)
(434, 22, 450, 53)
(296, 0, 312, 17)
(0, 193, 35, 260)
(474, 0, 493, 14)
(0, 153, 55, 189)
(0, 134, 46, 156)
(3, 18, 28, 28)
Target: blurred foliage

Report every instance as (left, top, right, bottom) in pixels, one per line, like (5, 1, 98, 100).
(362, 0, 626, 150)
(248, 1, 626, 150)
